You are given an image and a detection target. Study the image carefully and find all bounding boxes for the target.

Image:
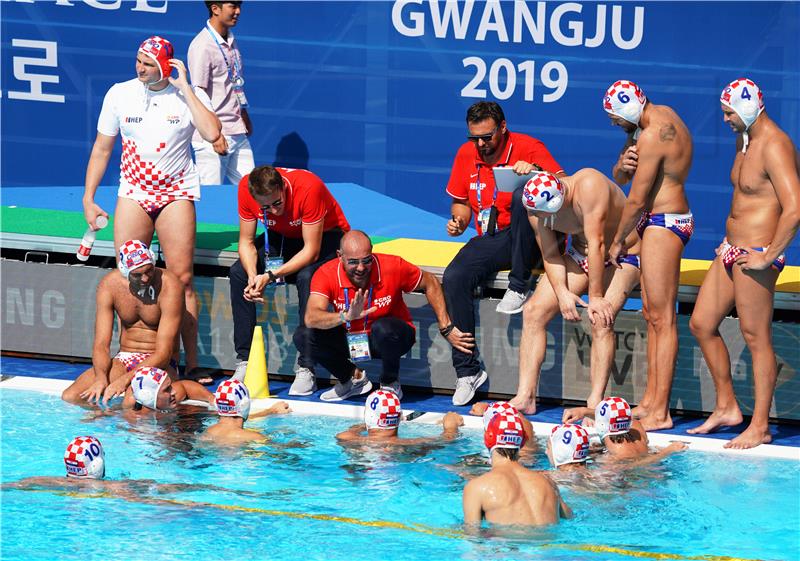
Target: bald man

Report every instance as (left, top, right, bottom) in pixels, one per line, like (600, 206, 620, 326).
(296, 230, 474, 402)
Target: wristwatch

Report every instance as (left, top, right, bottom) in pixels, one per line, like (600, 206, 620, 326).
(266, 270, 277, 284)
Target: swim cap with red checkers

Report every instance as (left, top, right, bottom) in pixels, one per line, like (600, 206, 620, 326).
(138, 36, 174, 82)
(549, 424, 590, 467)
(484, 411, 527, 452)
(595, 396, 632, 439)
(481, 401, 520, 430)
(720, 78, 764, 130)
(118, 239, 156, 279)
(522, 171, 564, 213)
(215, 379, 251, 420)
(64, 436, 105, 479)
(364, 390, 402, 430)
(603, 80, 647, 125)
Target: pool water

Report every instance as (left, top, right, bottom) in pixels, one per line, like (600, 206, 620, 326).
(1, 389, 797, 561)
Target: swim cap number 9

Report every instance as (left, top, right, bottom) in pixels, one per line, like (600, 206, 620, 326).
(562, 430, 572, 445)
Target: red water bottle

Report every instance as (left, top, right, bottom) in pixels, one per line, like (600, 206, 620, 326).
(77, 216, 109, 262)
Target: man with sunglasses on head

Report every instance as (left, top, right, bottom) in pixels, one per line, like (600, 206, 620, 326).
(444, 101, 564, 406)
(297, 230, 473, 401)
(230, 165, 350, 392)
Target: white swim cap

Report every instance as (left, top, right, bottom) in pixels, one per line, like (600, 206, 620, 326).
(64, 436, 105, 479)
(594, 397, 632, 439)
(215, 379, 251, 420)
(549, 424, 590, 467)
(720, 78, 764, 130)
(364, 390, 402, 430)
(603, 80, 647, 125)
(131, 366, 169, 410)
(522, 171, 564, 213)
(484, 411, 527, 452)
(482, 401, 520, 431)
(118, 239, 156, 279)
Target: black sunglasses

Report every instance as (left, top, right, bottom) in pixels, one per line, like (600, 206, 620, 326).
(344, 256, 373, 266)
(466, 126, 498, 143)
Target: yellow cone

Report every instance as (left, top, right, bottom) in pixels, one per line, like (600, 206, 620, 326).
(243, 326, 274, 398)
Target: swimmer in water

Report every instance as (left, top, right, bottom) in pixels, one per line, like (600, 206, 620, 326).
(563, 397, 687, 462)
(124, 366, 214, 413)
(201, 379, 292, 444)
(336, 390, 464, 446)
(463, 411, 572, 528)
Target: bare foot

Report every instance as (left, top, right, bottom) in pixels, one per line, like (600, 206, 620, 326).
(639, 412, 673, 431)
(509, 396, 536, 415)
(686, 409, 743, 435)
(724, 425, 772, 449)
(631, 404, 649, 419)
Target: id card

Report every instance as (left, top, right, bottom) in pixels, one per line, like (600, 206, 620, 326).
(478, 208, 492, 235)
(266, 257, 285, 285)
(347, 331, 371, 362)
(234, 85, 249, 108)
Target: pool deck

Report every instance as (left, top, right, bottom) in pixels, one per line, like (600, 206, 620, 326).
(2, 356, 797, 460)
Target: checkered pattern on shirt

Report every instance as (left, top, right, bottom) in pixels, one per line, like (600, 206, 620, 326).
(64, 436, 101, 476)
(120, 139, 191, 202)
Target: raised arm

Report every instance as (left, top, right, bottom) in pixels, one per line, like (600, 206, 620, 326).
(612, 134, 638, 186)
(168, 59, 221, 143)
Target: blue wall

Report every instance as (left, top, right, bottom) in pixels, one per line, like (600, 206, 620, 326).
(2, 0, 798, 260)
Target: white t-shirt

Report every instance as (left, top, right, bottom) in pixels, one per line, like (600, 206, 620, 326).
(97, 78, 213, 203)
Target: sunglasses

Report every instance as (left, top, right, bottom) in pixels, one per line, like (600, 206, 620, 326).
(466, 126, 498, 143)
(344, 256, 373, 266)
(260, 197, 283, 212)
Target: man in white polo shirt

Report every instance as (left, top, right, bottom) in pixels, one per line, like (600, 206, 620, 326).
(188, 0, 254, 186)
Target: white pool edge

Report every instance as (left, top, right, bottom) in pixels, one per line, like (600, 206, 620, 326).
(2, 375, 798, 461)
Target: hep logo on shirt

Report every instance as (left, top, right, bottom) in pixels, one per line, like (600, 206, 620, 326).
(125, 116, 143, 123)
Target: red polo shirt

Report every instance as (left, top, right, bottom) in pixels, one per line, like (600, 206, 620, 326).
(309, 253, 423, 333)
(446, 131, 563, 235)
(238, 168, 350, 238)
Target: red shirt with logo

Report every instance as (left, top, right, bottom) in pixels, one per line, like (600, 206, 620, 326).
(238, 168, 350, 238)
(310, 254, 423, 333)
(446, 131, 563, 235)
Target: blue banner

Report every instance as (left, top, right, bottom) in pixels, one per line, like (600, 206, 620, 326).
(2, 0, 798, 260)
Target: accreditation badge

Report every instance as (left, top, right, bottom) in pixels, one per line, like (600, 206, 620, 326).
(346, 331, 371, 362)
(478, 208, 491, 235)
(234, 84, 249, 108)
(266, 257, 286, 285)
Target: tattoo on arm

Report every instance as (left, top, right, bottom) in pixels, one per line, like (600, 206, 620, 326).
(659, 124, 677, 142)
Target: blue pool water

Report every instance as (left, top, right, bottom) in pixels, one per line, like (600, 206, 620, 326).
(1, 389, 798, 561)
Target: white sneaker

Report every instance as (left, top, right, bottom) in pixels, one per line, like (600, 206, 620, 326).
(380, 381, 403, 401)
(231, 360, 248, 383)
(320, 372, 373, 402)
(289, 366, 317, 396)
(495, 289, 530, 314)
(452, 370, 488, 406)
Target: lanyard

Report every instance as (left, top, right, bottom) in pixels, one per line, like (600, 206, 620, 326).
(205, 24, 243, 85)
(343, 286, 373, 332)
(260, 207, 285, 260)
(474, 164, 498, 210)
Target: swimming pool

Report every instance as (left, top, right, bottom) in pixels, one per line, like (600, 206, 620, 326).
(1, 388, 798, 561)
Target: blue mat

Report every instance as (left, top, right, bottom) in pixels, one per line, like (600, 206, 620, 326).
(3, 356, 798, 448)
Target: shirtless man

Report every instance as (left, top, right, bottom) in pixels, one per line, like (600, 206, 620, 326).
(563, 397, 687, 461)
(126, 366, 214, 412)
(202, 379, 291, 444)
(463, 411, 572, 528)
(688, 78, 799, 449)
(510, 169, 641, 414)
(62, 240, 184, 406)
(336, 390, 464, 445)
(604, 80, 694, 432)
(546, 424, 591, 471)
